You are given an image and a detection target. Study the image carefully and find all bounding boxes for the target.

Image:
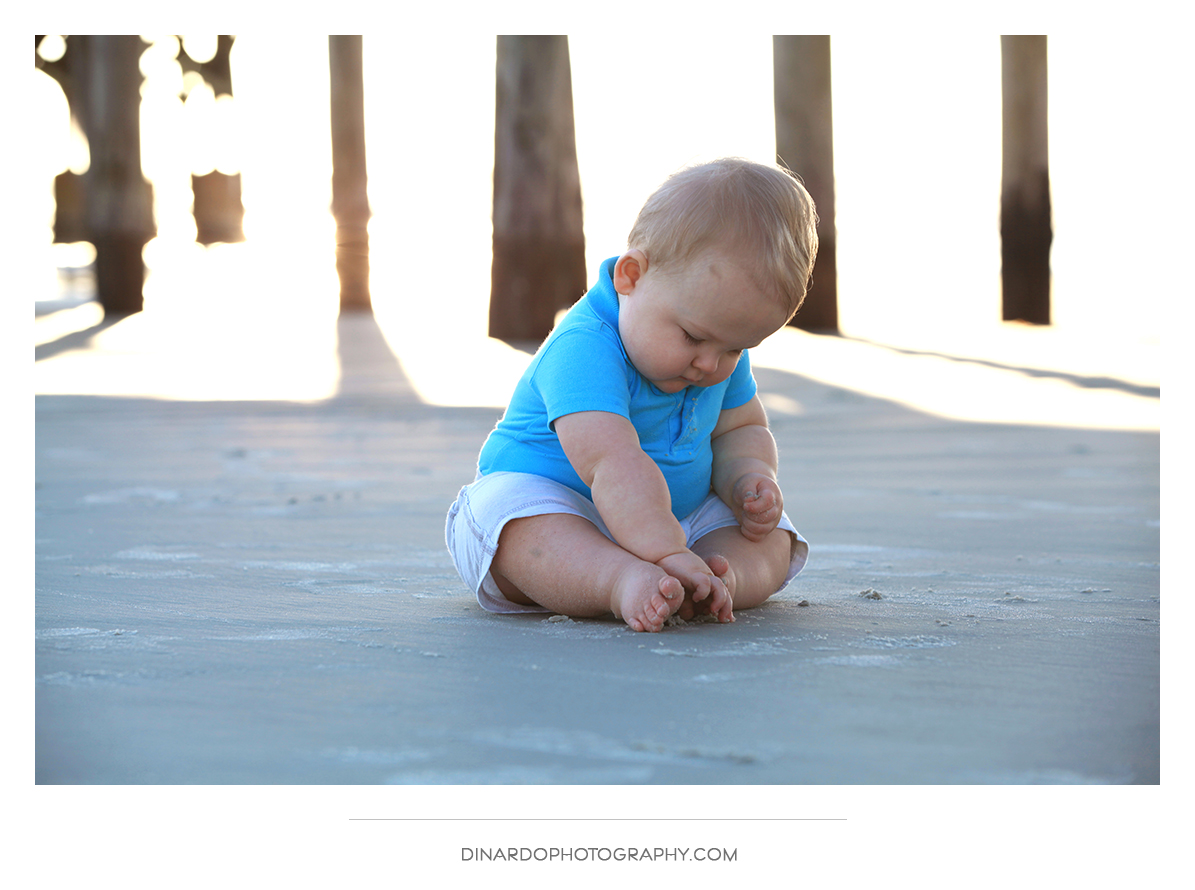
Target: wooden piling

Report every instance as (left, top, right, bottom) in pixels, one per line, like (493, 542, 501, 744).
(329, 35, 372, 313)
(77, 35, 155, 317)
(184, 36, 245, 246)
(489, 35, 586, 343)
(1001, 35, 1052, 325)
(191, 171, 245, 244)
(773, 35, 837, 332)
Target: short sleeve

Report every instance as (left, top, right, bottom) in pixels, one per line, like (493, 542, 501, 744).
(531, 321, 634, 426)
(720, 349, 758, 411)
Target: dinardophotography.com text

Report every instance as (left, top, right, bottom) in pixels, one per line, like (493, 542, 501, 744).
(461, 847, 737, 863)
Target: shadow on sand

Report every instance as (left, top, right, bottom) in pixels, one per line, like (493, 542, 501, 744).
(34, 315, 1159, 784)
(835, 332, 1160, 399)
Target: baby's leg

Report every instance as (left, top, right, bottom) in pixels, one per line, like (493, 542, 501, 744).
(687, 526, 793, 616)
(491, 513, 683, 633)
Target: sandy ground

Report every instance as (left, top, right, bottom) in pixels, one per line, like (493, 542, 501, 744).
(29, 302, 1173, 883)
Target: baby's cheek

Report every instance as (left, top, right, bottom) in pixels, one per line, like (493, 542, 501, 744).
(703, 363, 736, 388)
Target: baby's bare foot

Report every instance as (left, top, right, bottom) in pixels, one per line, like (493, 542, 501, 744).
(610, 563, 682, 633)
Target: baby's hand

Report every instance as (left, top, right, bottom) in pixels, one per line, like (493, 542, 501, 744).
(676, 553, 735, 624)
(655, 550, 730, 617)
(732, 473, 784, 542)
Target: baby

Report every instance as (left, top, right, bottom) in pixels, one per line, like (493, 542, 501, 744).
(446, 158, 818, 632)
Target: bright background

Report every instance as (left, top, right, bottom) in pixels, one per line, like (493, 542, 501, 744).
(29, 31, 1174, 429)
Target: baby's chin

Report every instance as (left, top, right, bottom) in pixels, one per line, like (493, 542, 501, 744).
(652, 379, 690, 393)
(650, 377, 697, 391)
(651, 377, 716, 394)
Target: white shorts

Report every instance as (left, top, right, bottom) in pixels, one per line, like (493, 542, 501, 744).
(445, 471, 809, 613)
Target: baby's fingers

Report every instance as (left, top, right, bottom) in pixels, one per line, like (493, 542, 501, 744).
(738, 514, 779, 543)
(741, 487, 776, 516)
(689, 571, 714, 602)
(709, 577, 734, 622)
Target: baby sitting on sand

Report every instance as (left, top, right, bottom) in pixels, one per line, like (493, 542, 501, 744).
(446, 158, 818, 632)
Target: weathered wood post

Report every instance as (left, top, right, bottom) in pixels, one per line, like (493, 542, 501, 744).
(1001, 35, 1052, 324)
(77, 35, 155, 317)
(191, 171, 245, 244)
(490, 35, 586, 343)
(329, 35, 372, 313)
(36, 36, 87, 244)
(186, 35, 245, 245)
(773, 35, 837, 332)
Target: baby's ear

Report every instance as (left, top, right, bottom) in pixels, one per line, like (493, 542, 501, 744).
(613, 249, 649, 294)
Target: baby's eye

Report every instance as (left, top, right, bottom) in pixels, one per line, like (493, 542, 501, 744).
(683, 330, 703, 345)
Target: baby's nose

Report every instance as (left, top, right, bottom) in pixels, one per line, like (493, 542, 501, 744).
(692, 351, 719, 373)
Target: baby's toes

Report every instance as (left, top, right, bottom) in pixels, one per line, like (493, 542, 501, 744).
(651, 583, 678, 618)
(659, 575, 683, 601)
(640, 606, 668, 633)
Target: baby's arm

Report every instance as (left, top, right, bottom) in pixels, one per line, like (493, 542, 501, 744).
(555, 411, 731, 617)
(711, 396, 784, 542)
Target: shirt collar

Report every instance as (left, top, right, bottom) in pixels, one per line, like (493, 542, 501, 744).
(589, 256, 621, 326)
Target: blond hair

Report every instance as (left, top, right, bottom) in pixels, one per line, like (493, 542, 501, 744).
(626, 158, 819, 319)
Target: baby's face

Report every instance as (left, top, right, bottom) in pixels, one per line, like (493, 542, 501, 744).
(617, 251, 787, 394)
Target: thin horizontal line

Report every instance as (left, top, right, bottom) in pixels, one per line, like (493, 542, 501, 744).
(350, 817, 846, 822)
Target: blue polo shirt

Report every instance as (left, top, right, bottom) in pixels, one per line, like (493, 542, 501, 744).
(477, 256, 757, 519)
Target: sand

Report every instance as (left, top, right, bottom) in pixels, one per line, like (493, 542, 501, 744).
(29, 311, 1168, 885)
(34, 316, 1160, 785)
